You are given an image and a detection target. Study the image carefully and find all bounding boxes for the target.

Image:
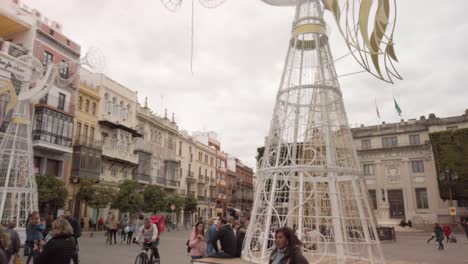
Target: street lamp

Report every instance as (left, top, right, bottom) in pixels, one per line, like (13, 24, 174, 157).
(71, 176, 81, 217)
(438, 168, 459, 227)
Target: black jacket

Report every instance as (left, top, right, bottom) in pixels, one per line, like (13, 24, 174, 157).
(212, 224, 237, 257)
(34, 234, 76, 264)
(67, 218, 81, 239)
(269, 246, 309, 264)
(235, 227, 246, 257)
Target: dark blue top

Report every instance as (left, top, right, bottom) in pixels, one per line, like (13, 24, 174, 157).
(206, 224, 217, 243)
(26, 223, 44, 241)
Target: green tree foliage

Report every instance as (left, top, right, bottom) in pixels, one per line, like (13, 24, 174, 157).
(76, 178, 96, 217)
(112, 180, 144, 214)
(430, 128, 468, 200)
(88, 186, 116, 219)
(36, 175, 68, 215)
(167, 193, 185, 212)
(184, 193, 198, 213)
(143, 185, 167, 214)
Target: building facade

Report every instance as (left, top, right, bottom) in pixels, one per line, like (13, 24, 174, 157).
(351, 110, 468, 228)
(134, 103, 179, 194)
(233, 158, 254, 216)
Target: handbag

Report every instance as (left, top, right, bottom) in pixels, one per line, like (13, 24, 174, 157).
(186, 239, 191, 253)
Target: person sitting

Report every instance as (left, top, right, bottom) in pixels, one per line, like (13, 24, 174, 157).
(211, 218, 236, 258)
(34, 219, 77, 264)
(269, 227, 308, 264)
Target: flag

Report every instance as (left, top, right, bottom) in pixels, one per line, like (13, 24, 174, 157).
(375, 99, 381, 119)
(394, 97, 402, 116)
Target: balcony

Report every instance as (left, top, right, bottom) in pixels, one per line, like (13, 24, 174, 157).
(133, 173, 150, 184)
(188, 191, 195, 197)
(102, 145, 138, 165)
(0, 39, 28, 58)
(166, 179, 177, 189)
(186, 171, 196, 183)
(198, 174, 204, 181)
(73, 137, 102, 149)
(156, 176, 166, 186)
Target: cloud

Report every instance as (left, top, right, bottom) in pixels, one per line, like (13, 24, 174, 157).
(23, 0, 468, 169)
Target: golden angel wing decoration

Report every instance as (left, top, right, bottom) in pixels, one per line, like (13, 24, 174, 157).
(324, 0, 401, 83)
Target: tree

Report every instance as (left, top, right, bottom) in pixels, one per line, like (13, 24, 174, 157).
(76, 178, 96, 217)
(184, 193, 198, 213)
(88, 186, 116, 219)
(112, 180, 144, 215)
(36, 175, 68, 216)
(143, 185, 167, 214)
(167, 193, 185, 212)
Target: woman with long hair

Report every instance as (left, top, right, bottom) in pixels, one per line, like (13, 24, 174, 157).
(34, 219, 77, 264)
(269, 227, 308, 264)
(188, 221, 206, 259)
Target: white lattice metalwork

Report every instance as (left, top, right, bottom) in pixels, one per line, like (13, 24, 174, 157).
(0, 46, 104, 228)
(242, 0, 398, 263)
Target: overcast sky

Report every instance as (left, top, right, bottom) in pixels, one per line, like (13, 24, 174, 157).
(22, 0, 468, 168)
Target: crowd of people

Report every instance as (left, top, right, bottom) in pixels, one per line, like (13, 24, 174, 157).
(186, 217, 309, 264)
(0, 209, 81, 264)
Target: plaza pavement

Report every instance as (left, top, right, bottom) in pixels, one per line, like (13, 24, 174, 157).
(21, 230, 468, 264)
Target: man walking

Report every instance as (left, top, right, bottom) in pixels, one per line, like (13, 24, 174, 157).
(64, 209, 81, 263)
(210, 218, 236, 258)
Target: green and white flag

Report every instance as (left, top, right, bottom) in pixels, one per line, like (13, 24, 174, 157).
(394, 97, 402, 116)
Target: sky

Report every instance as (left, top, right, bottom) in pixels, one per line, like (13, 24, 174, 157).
(21, 0, 468, 169)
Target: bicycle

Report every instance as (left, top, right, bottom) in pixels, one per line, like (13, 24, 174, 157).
(133, 241, 160, 264)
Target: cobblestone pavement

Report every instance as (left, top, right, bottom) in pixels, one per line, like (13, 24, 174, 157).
(20, 231, 468, 264)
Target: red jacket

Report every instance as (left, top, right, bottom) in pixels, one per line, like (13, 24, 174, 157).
(443, 225, 452, 236)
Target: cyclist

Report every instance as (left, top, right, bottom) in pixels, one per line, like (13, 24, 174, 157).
(135, 218, 160, 261)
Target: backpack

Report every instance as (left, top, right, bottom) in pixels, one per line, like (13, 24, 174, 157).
(150, 215, 165, 234)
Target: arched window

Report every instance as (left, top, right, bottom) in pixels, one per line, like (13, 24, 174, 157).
(92, 102, 97, 115)
(85, 99, 89, 112)
(78, 96, 83, 111)
(112, 97, 118, 116)
(120, 101, 125, 120)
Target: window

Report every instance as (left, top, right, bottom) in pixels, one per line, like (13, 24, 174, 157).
(92, 102, 97, 115)
(205, 154, 208, 163)
(85, 99, 89, 112)
(111, 167, 117, 176)
(179, 141, 182, 156)
(43, 51, 53, 66)
(368, 190, 377, 210)
(123, 170, 128, 179)
(59, 60, 69, 78)
(76, 122, 82, 142)
(39, 94, 48, 104)
(78, 96, 83, 111)
(58, 93, 66, 110)
(361, 139, 371, 150)
(199, 152, 202, 161)
(382, 137, 398, 148)
(49, 29, 54, 35)
(409, 134, 420, 145)
(32, 108, 73, 147)
(415, 188, 429, 209)
(90, 127, 95, 144)
(363, 164, 374, 176)
(210, 157, 214, 166)
(83, 125, 88, 144)
(411, 160, 424, 173)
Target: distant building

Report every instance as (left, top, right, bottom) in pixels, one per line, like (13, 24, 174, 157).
(351, 110, 468, 228)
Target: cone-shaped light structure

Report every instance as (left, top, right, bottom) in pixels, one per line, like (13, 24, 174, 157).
(242, 1, 384, 263)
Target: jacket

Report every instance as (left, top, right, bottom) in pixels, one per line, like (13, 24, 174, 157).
(443, 225, 452, 237)
(5, 227, 20, 257)
(205, 224, 217, 243)
(189, 229, 206, 257)
(26, 223, 44, 241)
(235, 227, 246, 257)
(212, 224, 236, 257)
(434, 227, 444, 240)
(34, 234, 76, 264)
(269, 246, 309, 264)
(67, 218, 82, 239)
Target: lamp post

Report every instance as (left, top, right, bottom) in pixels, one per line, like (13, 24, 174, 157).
(438, 168, 459, 227)
(71, 176, 80, 218)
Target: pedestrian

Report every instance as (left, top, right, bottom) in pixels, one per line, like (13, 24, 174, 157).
(63, 209, 81, 264)
(443, 224, 452, 243)
(269, 227, 308, 264)
(188, 222, 206, 260)
(211, 217, 236, 258)
(98, 217, 104, 231)
(463, 219, 468, 240)
(235, 219, 248, 257)
(127, 218, 136, 245)
(0, 226, 9, 264)
(33, 218, 77, 264)
(205, 218, 217, 256)
(25, 211, 44, 264)
(88, 217, 95, 232)
(105, 212, 112, 242)
(4, 221, 20, 263)
(427, 223, 444, 250)
(108, 214, 119, 245)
